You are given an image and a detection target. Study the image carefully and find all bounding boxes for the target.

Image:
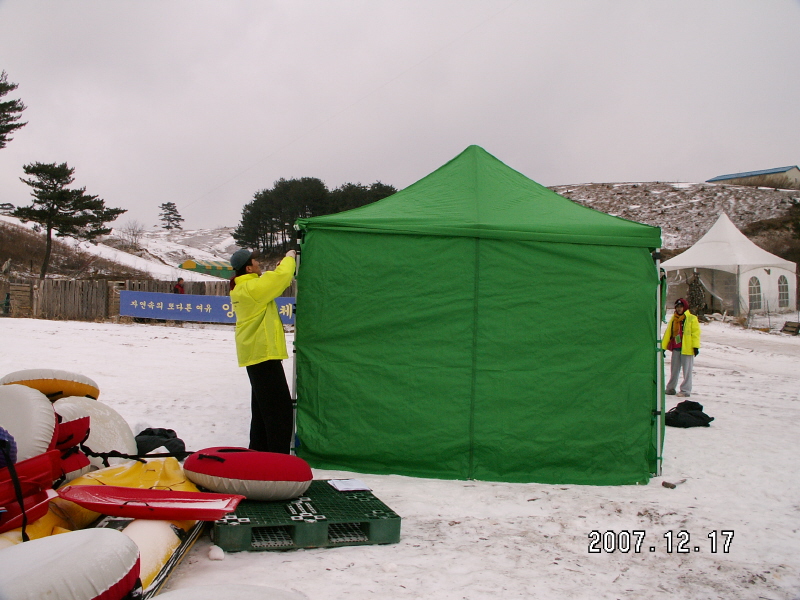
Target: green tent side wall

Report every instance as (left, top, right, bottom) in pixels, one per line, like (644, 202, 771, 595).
(296, 231, 477, 479)
(295, 146, 663, 485)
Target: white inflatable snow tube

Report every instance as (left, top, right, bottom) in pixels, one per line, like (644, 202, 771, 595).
(0, 384, 56, 462)
(53, 397, 137, 469)
(0, 527, 141, 600)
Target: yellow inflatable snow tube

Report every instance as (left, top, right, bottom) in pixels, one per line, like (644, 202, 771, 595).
(0, 368, 100, 401)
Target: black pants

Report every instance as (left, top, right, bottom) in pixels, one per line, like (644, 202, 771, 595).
(245, 359, 293, 454)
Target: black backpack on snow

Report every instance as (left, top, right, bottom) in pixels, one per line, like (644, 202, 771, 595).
(665, 400, 714, 428)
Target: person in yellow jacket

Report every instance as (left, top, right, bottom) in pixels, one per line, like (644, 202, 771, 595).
(230, 247, 296, 453)
(662, 298, 701, 398)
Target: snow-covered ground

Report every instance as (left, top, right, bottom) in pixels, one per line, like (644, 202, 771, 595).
(1, 316, 799, 600)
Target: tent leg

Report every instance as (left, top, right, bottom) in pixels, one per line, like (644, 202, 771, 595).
(655, 249, 664, 477)
(290, 236, 302, 455)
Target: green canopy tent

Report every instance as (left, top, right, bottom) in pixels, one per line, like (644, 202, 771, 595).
(295, 146, 664, 485)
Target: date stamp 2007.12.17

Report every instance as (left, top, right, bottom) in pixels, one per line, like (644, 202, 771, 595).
(588, 530, 734, 554)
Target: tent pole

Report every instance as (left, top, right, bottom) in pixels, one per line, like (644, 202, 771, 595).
(290, 230, 303, 454)
(736, 265, 741, 317)
(655, 248, 664, 477)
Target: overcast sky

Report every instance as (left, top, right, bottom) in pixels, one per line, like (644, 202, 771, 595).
(1, 1, 798, 230)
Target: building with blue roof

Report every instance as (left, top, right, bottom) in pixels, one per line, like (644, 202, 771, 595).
(706, 166, 800, 189)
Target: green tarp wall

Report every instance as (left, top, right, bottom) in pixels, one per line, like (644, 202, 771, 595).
(295, 146, 663, 485)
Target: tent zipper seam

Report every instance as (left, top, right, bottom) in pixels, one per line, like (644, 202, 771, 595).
(468, 237, 480, 479)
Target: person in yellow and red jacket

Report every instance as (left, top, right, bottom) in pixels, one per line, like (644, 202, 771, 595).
(662, 297, 701, 398)
(230, 247, 296, 454)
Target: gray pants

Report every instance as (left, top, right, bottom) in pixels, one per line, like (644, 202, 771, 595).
(667, 350, 694, 395)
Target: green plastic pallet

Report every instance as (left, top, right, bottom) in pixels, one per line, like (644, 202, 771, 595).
(211, 480, 401, 552)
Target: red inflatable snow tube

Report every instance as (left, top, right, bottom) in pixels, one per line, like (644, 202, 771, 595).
(0, 449, 62, 534)
(55, 414, 90, 449)
(184, 446, 313, 501)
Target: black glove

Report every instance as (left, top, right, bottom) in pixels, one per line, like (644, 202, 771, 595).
(694, 348, 699, 356)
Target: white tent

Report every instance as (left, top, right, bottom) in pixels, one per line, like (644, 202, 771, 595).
(662, 213, 796, 315)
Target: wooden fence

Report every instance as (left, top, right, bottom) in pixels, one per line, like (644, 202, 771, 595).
(2, 283, 34, 318)
(38, 279, 109, 321)
(0, 278, 263, 322)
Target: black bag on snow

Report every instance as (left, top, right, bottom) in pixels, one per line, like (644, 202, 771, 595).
(665, 400, 714, 428)
(134, 427, 190, 459)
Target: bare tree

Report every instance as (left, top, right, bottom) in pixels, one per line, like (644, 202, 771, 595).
(119, 219, 146, 250)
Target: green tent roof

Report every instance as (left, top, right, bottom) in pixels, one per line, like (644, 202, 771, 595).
(297, 145, 661, 248)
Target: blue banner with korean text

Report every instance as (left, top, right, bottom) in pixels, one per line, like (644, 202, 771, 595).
(119, 291, 295, 325)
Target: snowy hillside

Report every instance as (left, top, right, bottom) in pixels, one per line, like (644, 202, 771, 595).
(91, 225, 240, 282)
(5, 180, 798, 281)
(0, 215, 231, 282)
(102, 226, 241, 281)
(137, 183, 800, 258)
(129, 227, 239, 266)
(75, 239, 224, 282)
(551, 181, 800, 249)
(133, 182, 799, 263)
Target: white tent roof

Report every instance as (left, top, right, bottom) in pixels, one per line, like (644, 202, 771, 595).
(662, 213, 796, 274)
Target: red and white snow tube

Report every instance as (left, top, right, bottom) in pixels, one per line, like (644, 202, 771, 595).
(0, 450, 62, 534)
(184, 447, 313, 501)
(0, 384, 57, 462)
(54, 413, 90, 450)
(0, 488, 58, 534)
(0, 368, 100, 401)
(53, 396, 137, 470)
(0, 449, 61, 504)
(59, 446, 92, 482)
(0, 527, 141, 600)
(53, 404, 92, 482)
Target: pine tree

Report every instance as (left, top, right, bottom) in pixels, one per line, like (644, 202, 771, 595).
(234, 178, 328, 254)
(234, 178, 395, 255)
(13, 162, 126, 278)
(0, 70, 27, 150)
(159, 202, 184, 230)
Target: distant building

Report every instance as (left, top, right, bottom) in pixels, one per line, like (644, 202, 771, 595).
(706, 166, 800, 190)
(179, 259, 233, 279)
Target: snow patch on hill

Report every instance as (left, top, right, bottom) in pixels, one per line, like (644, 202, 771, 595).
(131, 228, 239, 266)
(551, 181, 800, 248)
(76, 239, 222, 282)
